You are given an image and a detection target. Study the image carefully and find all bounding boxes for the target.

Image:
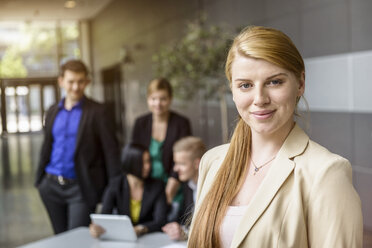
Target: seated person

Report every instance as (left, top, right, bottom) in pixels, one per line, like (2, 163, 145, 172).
(162, 136, 206, 240)
(90, 143, 167, 237)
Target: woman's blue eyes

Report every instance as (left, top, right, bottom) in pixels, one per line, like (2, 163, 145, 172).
(269, 79, 282, 85)
(240, 83, 251, 89)
(239, 79, 283, 89)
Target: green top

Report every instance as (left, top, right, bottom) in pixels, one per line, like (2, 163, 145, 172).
(149, 138, 168, 182)
(149, 138, 183, 204)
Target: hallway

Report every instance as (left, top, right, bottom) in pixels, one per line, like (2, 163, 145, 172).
(1, 133, 372, 247)
(0, 133, 52, 248)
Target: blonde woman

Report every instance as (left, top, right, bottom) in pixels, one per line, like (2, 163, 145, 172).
(188, 26, 363, 248)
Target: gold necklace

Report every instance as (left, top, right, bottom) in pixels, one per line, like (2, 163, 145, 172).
(251, 156, 276, 175)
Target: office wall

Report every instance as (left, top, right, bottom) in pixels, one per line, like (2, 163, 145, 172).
(303, 51, 372, 229)
(90, 0, 372, 228)
(90, 0, 201, 137)
(90, 0, 372, 143)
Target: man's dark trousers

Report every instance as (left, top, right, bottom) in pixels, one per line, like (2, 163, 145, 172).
(38, 176, 91, 234)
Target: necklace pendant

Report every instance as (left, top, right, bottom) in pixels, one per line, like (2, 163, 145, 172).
(251, 155, 276, 176)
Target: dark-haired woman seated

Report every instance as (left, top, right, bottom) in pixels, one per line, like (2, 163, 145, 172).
(89, 144, 167, 237)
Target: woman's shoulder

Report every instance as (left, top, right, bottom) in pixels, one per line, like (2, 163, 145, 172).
(203, 143, 230, 160)
(287, 125, 350, 174)
(199, 144, 230, 173)
(134, 112, 152, 123)
(297, 138, 351, 176)
(309, 139, 348, 163)
(299, 139, 361, 221)
(308, 139, 346, 159)
(195, 144, 230, 204)
(169, 111, 190, 123)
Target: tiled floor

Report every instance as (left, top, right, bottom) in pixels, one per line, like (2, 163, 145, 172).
(0, 133, 52, 248)
(0, 133, 372, 247)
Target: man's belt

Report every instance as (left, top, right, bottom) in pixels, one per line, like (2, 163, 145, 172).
(46, 173, 76, 186)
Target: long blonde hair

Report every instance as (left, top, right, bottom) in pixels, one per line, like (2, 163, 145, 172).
(188, 26, 305, 248)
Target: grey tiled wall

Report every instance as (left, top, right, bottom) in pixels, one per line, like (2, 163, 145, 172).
(298, 111, 372, 229)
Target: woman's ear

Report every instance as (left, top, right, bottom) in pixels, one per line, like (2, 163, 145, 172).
(298, 71, 305, 97)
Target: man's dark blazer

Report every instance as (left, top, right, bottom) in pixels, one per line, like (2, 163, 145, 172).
(131, 111, 191, 178)
(35, 97, 121, 209)
(101, 174, 167, 232)
(177, 182, 195, 225)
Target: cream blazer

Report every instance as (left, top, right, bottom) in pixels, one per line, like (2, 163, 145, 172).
(190, 124, 363, 248)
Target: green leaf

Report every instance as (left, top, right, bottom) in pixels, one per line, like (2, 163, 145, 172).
(152, 17, 234, 100)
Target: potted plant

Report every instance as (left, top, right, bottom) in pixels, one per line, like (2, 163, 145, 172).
(153, 18, 233, 142)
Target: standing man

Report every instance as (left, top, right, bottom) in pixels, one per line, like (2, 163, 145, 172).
(162, 136, 206, 240)
(35, 60, 121, 234)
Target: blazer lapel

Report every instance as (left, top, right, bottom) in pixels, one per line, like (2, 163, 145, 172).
(45, 104, 59, 134)
(145, 114, 153, 146)
(122, 177, 131, 216)
(75, 99, 89, 154)
(139, 182, 152, 221)
(230, 124, 309, 248)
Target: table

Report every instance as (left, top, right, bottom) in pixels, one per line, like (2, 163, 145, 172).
(18, 227, 187, 248)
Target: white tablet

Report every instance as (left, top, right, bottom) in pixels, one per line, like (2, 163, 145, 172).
(90, 214, 137, 242)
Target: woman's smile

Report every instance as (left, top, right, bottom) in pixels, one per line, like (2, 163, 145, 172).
(250, 110, 276, 120)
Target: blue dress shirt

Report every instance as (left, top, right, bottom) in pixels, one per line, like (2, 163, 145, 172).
(45, 98, 84, 179)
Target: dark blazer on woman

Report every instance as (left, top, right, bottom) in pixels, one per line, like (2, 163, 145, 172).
(101, 174, 167, 232)
(131, 111, 191, 178)
(35, 97, 121, 209)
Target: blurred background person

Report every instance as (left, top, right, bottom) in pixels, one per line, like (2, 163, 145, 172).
(89, 143, 167, 237)
(131, 78, 191, 217)
(162, 136, 206, 241)
(35, 59, 121, 234)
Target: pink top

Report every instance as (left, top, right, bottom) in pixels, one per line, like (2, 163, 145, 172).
(220, 205, 249, 248)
